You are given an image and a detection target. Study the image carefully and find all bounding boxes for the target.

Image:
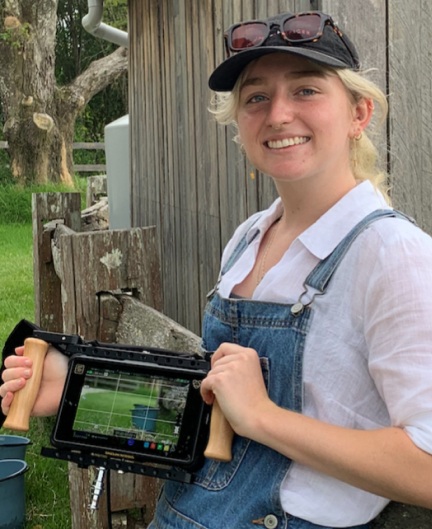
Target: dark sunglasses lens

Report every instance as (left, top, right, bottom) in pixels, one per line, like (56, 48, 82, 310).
(230, 22, 268, 50)
(283, 14, 322, 41)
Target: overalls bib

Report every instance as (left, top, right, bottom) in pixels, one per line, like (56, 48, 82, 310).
(149, 210, 408, 529)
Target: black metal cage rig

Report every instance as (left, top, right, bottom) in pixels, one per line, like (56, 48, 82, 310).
(32, 329, 212, 485)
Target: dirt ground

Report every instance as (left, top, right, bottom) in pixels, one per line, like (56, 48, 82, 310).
(372, 502, 432, 529)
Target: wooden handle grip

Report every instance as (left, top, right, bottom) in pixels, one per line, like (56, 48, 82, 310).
(204, 399, 234, 462)
(3, 337, 50, 432)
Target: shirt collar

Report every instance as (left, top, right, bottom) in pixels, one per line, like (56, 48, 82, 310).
(246, 181, 390, 258)
(246, 199, 284, 243)
(299, 181, 391, 260)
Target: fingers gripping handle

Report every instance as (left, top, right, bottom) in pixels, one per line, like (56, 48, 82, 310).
(204, 399, 234, 462)
(3, 338, 49, 432)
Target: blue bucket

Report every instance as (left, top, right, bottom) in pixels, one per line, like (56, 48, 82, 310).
(0, 435, 31, 460)
(131, 405, 160, 432)
(0, 459, 28, 529)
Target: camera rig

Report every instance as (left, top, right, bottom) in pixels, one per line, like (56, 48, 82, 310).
(1, 323, 234, 511)
(36, 330, 213, 484)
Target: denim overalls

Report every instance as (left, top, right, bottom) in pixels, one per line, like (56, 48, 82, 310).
(149, 209, 408, 529)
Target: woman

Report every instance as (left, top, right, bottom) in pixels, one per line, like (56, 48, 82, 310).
(2, 10, 432, 529)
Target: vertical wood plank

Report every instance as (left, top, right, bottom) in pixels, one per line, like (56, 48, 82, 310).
(194, 0, 223, 321)
(159, 0, 178, 322)
(52, 224, 78, 334)
(321, 0, 387, 76)
(387, 0, 432, 231)
(216, 0, 244, 246)
(32, 193, 81, 331)
(176, 0, 200, 331)
(320, 0, 388, 174)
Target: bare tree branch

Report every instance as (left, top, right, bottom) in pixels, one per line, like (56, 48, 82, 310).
(67, 46, 128, 105)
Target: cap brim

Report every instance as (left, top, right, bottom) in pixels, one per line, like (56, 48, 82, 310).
(208, 46, 349, 92)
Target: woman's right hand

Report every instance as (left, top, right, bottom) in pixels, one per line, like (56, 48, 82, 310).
(0, 345, 68, 417)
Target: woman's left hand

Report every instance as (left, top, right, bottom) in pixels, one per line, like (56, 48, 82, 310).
(201, 342, 274, 437)
(200, 347, 432, 509)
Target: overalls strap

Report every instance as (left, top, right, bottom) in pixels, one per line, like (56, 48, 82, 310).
(305, 209, 414, 293)
(207, 215, 261, 298)
(221, 216, 261, 275)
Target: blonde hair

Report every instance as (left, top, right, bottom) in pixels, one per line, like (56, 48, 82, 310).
(209, 62, 391, 202)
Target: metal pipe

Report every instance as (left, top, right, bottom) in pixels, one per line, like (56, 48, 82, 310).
(89, 466, 106, 510)
(82, 0, 129, 48)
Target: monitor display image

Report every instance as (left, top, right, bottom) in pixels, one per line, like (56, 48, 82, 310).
(52, 355, 210, 467)
(72, 364, 189, 455)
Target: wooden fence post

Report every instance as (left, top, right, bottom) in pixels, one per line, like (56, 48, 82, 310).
(52, 224, 162, 338)
(32, 193, 81, 332)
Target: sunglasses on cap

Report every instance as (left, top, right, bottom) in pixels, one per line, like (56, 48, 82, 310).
(224, 11, 360, 69)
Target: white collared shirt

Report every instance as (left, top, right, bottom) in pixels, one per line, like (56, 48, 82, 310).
(217, 181, 432, 526)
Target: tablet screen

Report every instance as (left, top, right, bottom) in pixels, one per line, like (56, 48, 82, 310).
(51, 355, 210, 469)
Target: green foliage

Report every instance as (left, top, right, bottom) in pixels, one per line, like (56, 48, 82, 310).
(0, 21, 32, 49)
(76, 78, 128, 143)
(56, 0, 128, 142)
(56, 0, 127, 82)
(0, 148, 13, 186)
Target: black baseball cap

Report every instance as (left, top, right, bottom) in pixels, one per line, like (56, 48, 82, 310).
(209, 11, 360, 92)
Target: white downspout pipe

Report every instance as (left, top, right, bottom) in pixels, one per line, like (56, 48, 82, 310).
(82, 0, 129, 48)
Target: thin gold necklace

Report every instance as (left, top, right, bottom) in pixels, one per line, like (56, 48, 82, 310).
(256, 218, 281, 286)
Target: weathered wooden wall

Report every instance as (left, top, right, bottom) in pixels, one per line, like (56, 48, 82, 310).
(129, 0, 313, 335)
(387, 0, 432, 226)
(322, 1, 432, 225)
(128, 0, 432, 334)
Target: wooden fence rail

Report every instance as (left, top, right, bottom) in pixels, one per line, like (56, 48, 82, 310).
(0, 141, 106, 173)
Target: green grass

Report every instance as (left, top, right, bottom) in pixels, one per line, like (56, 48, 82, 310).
(20, 418, 70, 528)
(75, 390, 178, 442)
(0, 178, 87, 529)
(75, 391, 158, 430)
(0, 180, 87, 225)
(0, 224, 34, 333)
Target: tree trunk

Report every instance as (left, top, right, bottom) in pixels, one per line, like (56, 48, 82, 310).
(0, 1, 128, 184)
